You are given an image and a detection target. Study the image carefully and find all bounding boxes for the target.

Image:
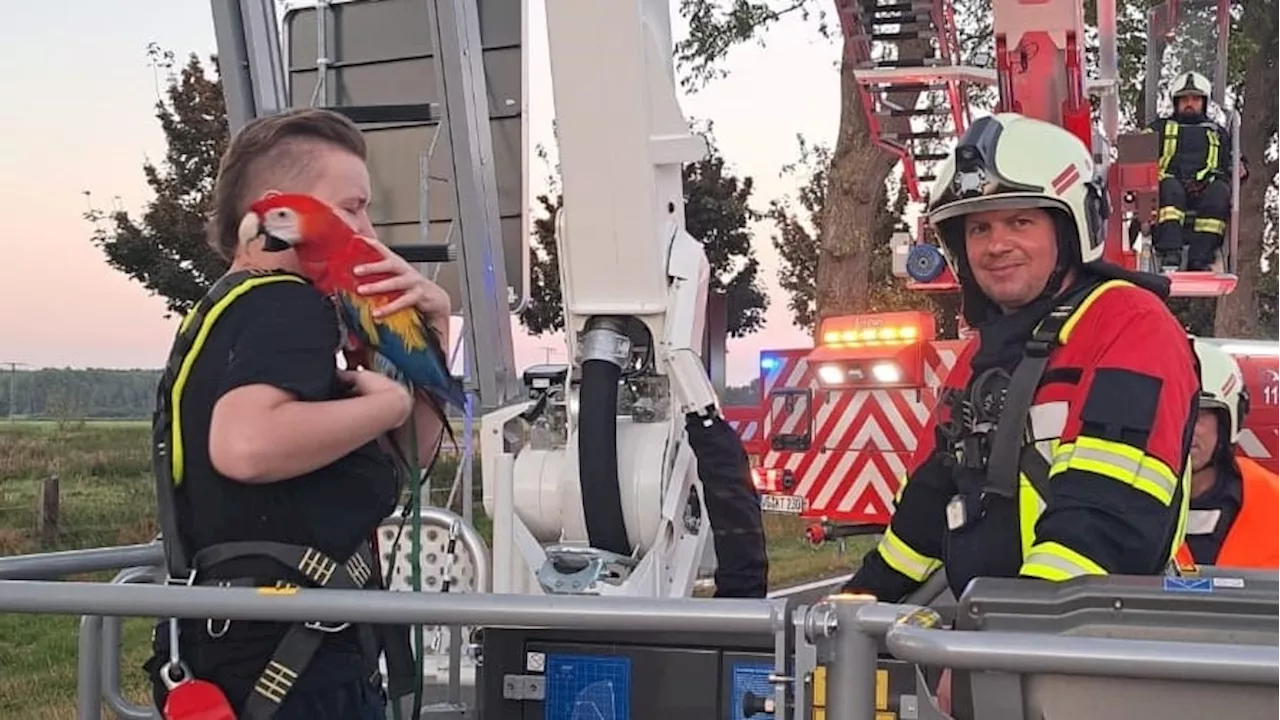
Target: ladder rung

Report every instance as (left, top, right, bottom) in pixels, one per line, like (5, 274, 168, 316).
(875, 81, 949, 92)
(875, 107, 951, 117)
(868, 29, 938, 41)
(325, 103, 439, 125)
(868, 12, 927, 25)
(872, 2, 929, 12)
(858, 58, 944, 69)
(884, 131, 948, 141)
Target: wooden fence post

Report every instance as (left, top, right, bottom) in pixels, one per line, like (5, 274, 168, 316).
(37, 474, 59, 545)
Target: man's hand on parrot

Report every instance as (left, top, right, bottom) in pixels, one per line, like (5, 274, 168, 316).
(337, 368, 414, 425)
(351, 234, 452, 336)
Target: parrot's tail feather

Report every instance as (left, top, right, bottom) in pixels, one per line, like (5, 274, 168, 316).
(423, 320, 468, 414)
(416, 386, 460, 453)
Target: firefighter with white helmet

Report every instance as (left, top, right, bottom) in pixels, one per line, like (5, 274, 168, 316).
(1175, 338, 1279, 569)
(843, 114, 1198, 610)
(1147, 70, 1247, 271)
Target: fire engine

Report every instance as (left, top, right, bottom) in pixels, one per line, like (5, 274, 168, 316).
(725, 0, 1278, 543)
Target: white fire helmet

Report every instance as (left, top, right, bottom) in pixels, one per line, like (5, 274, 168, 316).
(1191, 337, 1249, 445)
(925, 113, 1106, 285)
(1170, 71, 1212, 100)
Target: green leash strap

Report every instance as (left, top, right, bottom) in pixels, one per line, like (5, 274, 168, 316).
(386, 409, 428, 720)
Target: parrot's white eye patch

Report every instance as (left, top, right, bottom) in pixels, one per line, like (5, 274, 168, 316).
(261, 207, 302, 244)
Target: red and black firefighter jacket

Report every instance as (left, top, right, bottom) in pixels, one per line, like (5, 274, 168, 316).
(845, 277, 1199, 602)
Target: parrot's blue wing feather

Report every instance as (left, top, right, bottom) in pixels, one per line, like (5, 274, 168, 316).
(372, 311, 467, 412)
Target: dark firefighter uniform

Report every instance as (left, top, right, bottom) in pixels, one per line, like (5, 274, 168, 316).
(1147, 112, 1239, 271)
(144, 271, 418, 720)
(845, 277, 1199, 602)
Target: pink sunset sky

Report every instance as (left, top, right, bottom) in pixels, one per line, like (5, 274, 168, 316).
(0, 0, 848, 386)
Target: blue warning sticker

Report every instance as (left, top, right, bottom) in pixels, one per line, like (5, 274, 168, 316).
(1163, 576, 1213, 593)
(731, 662, 775, 718)
(544, 653, 631, 720)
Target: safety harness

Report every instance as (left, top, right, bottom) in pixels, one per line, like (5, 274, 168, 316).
(964, 277, 1187, 574)
(151, 269, 419, 720)
(982, 279, 1108, 504)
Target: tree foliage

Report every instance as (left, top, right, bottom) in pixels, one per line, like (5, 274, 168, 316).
(766, 135, 961, 336)
(0, 369, 162, 420)
(87, 48, 230, 317)
(518, 136, 770, 338)
(674, 0, 832, 91)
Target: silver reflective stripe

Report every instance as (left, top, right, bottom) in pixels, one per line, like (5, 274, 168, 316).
(1024, 550, 1092, 578)
(1068, 444, 1178, 499)
(879, 530, 941, 582)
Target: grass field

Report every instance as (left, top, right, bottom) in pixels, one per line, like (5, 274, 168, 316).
(0, 421, 870, 719)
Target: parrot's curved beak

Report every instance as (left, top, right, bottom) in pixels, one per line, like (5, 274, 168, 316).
(261, 234, 292, 252)
(238, 210, 295, 253)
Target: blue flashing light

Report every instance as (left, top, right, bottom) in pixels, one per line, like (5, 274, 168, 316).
(760, 356, 779, 371)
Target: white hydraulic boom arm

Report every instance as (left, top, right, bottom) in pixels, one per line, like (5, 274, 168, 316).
(478, 0, 722, 598)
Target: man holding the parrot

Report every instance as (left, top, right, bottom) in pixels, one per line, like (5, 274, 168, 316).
(145, 107, 459, 720)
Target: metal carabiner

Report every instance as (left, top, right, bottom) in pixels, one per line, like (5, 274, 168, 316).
(161, 617, 193, 691)
(206, 580, 232, 638)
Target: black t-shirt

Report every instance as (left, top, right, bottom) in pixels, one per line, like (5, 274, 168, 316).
(156, 279, 400, 708)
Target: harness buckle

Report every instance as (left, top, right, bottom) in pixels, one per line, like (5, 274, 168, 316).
(304, 620, 352, 634)
(1024, 338, 1053, 357)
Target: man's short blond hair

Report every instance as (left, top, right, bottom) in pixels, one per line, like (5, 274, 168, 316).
(208, 108, 367, 261)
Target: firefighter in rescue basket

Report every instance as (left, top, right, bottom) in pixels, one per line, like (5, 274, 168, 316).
(1147, 70, 1248, 272)
(842, 113, 1199, 603)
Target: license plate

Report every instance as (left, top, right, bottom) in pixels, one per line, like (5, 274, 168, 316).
(761, 493, 805, 514)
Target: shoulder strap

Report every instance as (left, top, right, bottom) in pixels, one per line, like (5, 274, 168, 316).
(151, 270, 307, 578)
(984, 279, 1133, 500)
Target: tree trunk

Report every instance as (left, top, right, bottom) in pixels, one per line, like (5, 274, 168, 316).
(818, 0, 931, 321)
(1213, 0, 1277, 338)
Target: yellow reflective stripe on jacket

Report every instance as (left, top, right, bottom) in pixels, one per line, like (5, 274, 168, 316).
(169, 274, 308, 487)
(1157, 121, 1178, 178)
(1018, 279, 1188, 576)
(1021, 541, 1108, 581)
(1053, 280, 1132, 344)
(1018, 471, 1047, 559)
(1158, 206, 1186, 224)
(1049, 436, 1181, 506)
(1196, 129, 1220, 180)
(876, 526, 942, 582)
(1168, 463, 1193, 562)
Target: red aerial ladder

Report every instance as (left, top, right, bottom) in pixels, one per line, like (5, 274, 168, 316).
(735, 0, 1257, 546)
(847, 0, 1242, 302)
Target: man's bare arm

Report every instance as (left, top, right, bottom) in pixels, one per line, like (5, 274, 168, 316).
(209, 382, 411, 483)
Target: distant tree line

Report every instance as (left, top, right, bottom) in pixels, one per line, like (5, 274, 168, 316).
(0, 369, 161, 420)
(0, 367, 764, 420)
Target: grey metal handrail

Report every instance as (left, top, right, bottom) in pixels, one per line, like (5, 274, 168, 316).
(0, 580, 782, 635)
(0, 542, 165, 580)
(885, 624, 1280, 685)
(62, 507, 489, 720)
(98, 566, 164, 720)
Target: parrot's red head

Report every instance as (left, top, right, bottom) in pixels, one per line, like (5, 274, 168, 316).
(238, 193, 352, 265)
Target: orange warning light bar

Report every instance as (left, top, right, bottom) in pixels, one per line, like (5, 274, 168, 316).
(819, 310, 936, 348)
